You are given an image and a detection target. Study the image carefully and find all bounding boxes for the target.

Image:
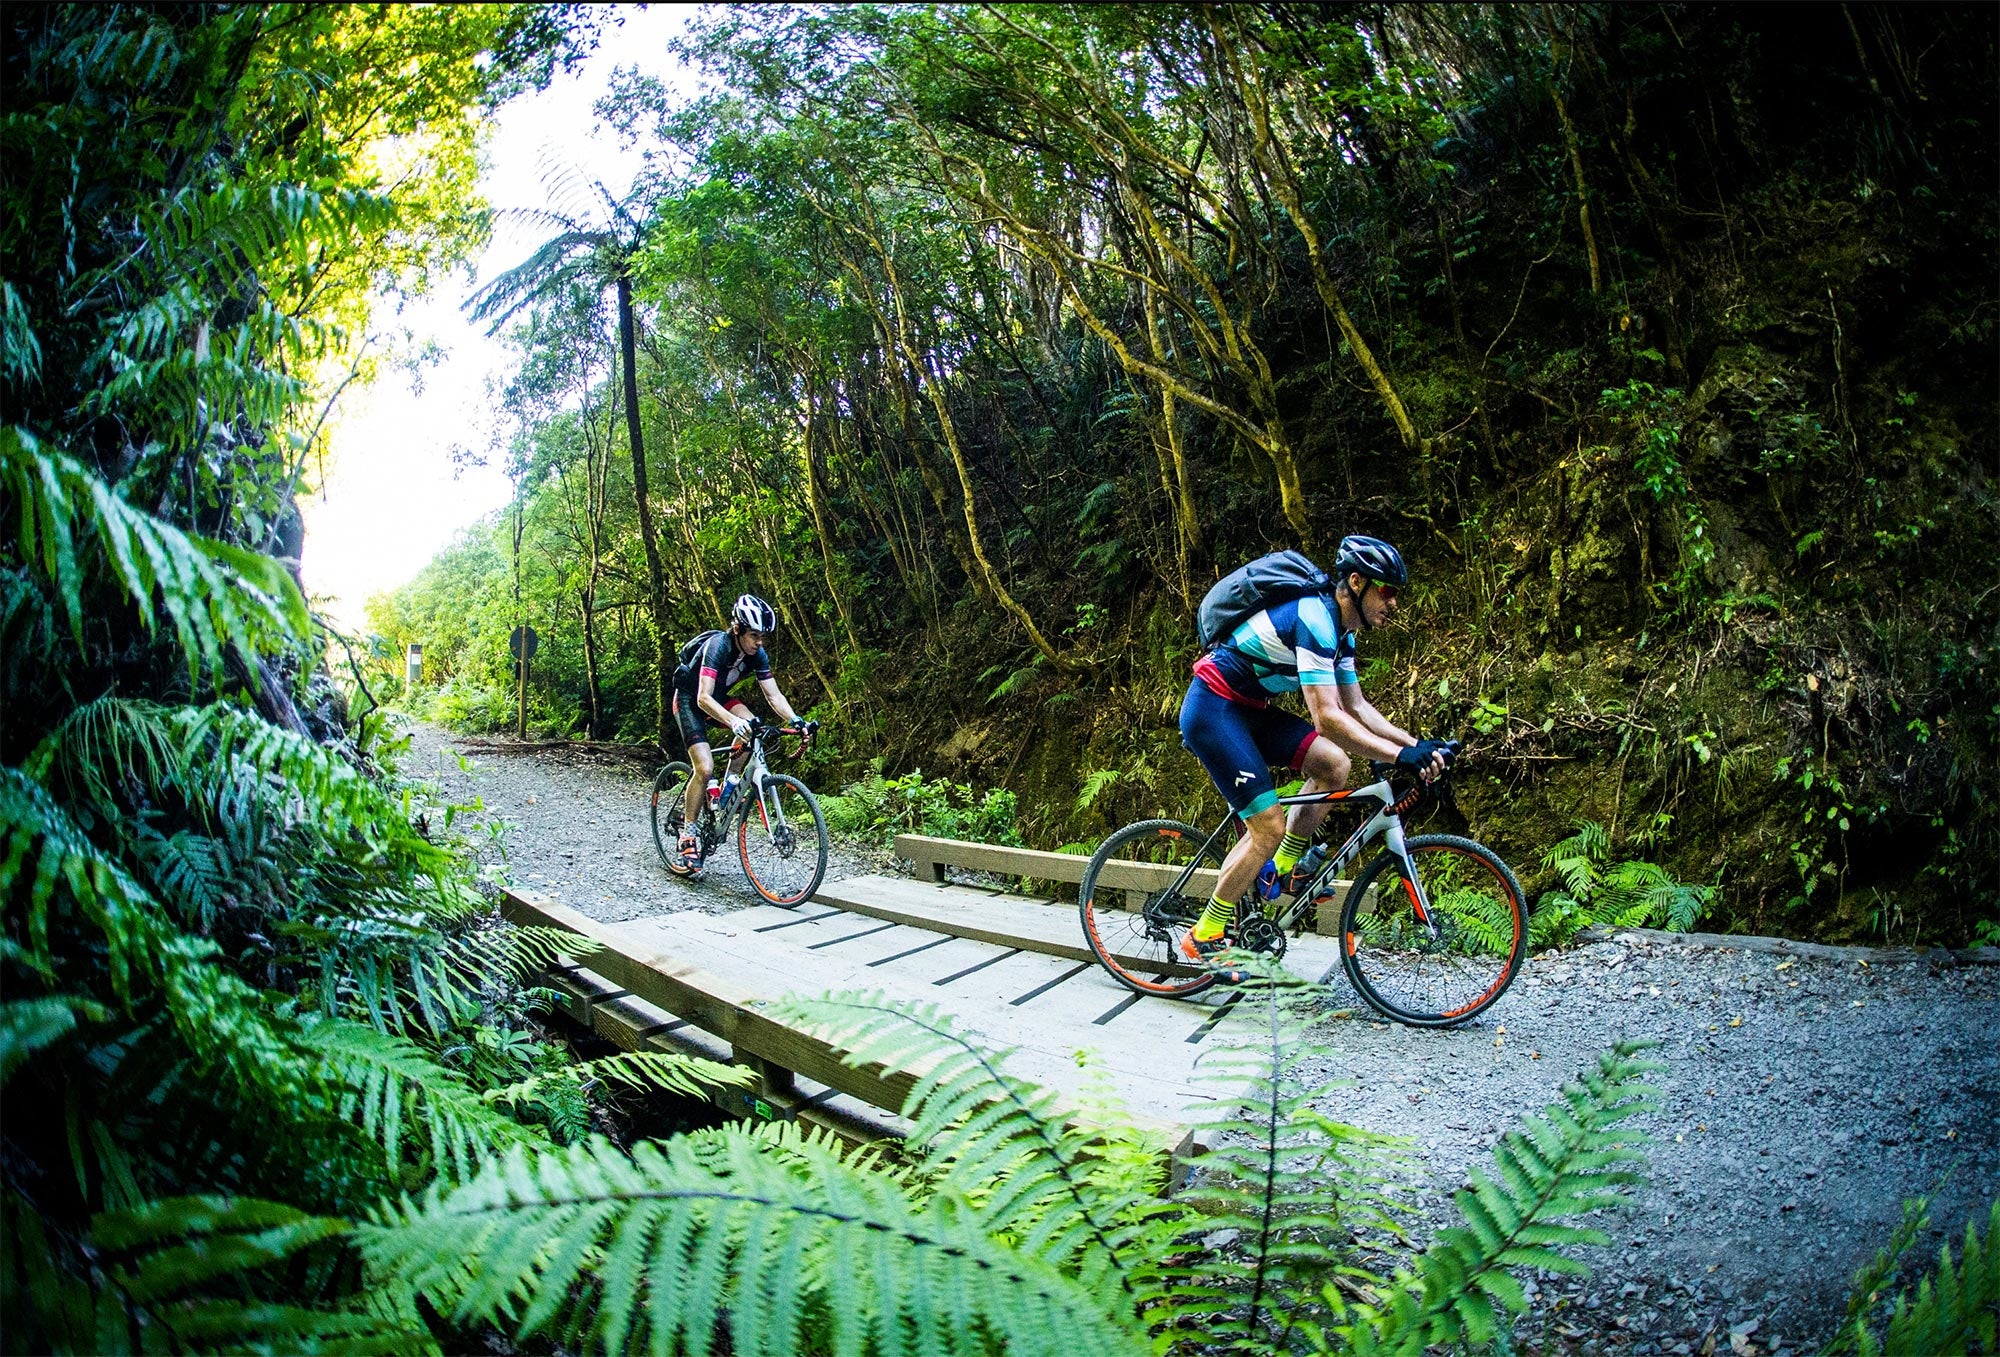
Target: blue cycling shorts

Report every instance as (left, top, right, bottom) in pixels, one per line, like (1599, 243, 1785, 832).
(1178, 678, 1319, 819)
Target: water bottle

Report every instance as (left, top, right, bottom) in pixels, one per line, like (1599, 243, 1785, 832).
(705, 778, 721, 811)
(720, 772, 741, 812)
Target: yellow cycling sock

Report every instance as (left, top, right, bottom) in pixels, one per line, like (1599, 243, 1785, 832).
(1273, 831, 1311, 876)
(1193, 894, 1235, 941)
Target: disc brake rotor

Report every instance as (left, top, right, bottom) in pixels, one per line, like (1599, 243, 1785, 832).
(1142, 892, 1198, 941)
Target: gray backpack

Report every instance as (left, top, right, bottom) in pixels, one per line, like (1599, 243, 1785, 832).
(1196, 551, 1331, 651)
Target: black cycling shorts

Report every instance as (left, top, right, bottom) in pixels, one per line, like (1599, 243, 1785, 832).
(672, 689, 751, 754)
(1178, 678, 1318, 818)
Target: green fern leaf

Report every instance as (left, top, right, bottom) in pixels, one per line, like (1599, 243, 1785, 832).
(0, 995, 108, 1084)
(1349, 1039, 1660, 1352)
(361, 1132, 1147, 1356)
(0, 431, 308, 671)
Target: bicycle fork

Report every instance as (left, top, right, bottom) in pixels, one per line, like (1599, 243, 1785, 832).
(1378, 818, 1444, 941)
(1307, 802, 1445, 945)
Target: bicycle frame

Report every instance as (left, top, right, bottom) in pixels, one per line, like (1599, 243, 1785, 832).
(711, 728, 797, 843)
(1175, 774, 1442, 941)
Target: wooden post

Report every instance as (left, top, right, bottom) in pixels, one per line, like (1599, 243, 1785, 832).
(405, 643, 422, 687)
(516, 644, 528, 739)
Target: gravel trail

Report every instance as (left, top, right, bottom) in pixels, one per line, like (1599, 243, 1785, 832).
(402, 721, 888, 920)
(404, 722, 1998, 1355)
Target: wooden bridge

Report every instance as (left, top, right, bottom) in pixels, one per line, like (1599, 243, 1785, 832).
(504, 833, 1359, 1171)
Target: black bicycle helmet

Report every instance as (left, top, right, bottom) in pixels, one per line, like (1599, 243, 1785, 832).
(731, 594, 778, 634)
(1334, 535, 1408, 587)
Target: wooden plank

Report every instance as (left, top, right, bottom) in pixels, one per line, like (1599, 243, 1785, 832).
(814, 874, 1348, 982)
(502, 891, 1202, 1154)
(889, 834, 1352, 913)
(815, 875, 1203, 976)
(629, 911, 1221, 1126)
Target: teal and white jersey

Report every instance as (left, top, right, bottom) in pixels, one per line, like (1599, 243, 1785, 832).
(1192, 594, 1357, 707)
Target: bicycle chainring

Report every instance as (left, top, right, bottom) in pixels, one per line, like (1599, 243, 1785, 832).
(1235, 913, 1288, 958)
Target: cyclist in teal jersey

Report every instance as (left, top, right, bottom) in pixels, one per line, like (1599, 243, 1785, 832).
(1176, 536, 1453, 977)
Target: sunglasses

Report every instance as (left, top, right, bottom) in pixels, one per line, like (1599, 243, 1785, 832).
(1370, 582, 1400, 603)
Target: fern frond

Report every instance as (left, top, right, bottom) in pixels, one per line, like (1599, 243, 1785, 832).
(85, 1195, 438, 1356)
(464, 230, 609, 330)
(1850, 1198, 1999, 1357)
(772, 990, 1168, 1297)
(1347, 1039, 1660, 1354)
(0, 768, 299, 1096)
(1827, 1193, 1936, 1356)
(299, 1018, 545, 1180)
(487, 1049, 751, 1110)
(359, 1132, 1147, 1357)
(1152, 965, 1404, 1350)
(0, 429, 308, 671)
(0, 994, 109, 1084)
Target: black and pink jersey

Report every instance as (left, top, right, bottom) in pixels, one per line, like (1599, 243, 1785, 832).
(674, 629, 772, 699)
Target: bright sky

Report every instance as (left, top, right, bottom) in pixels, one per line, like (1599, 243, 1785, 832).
(301, 4, 705, 634)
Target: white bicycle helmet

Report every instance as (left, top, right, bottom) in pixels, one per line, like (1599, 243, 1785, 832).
(731, 594, 777, 634)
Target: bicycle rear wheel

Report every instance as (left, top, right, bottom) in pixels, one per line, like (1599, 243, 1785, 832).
(1333, 833, 1526, 1027)
(1078, 819, 1223, 999)
(650, 762, 693, 869)
(737, 773, 829, 906)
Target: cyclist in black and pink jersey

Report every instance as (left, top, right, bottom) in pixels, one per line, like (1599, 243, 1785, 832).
(1177, 535, 1453, 977)
(668, 594, 810, 876)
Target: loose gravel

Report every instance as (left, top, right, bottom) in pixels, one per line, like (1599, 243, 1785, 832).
(403, 721, 1999, 1355)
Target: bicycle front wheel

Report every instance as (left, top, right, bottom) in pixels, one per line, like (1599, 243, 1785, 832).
(1335, 833, 1526, 1027)
(650, 762, 693, 869)
(738, 773, 829, 906)
(1078, 819, 1222, 999)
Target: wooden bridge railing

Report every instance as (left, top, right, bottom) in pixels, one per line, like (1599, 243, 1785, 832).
(893, 833, 1353, 935)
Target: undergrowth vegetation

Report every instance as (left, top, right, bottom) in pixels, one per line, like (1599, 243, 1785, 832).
(821, 765, 1025, 848)
(1531, 821, 1714, 948)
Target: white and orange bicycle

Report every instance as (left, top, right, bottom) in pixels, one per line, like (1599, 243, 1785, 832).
(650, 719, 828, 906)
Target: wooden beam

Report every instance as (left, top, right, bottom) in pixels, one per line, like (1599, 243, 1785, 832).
(891, 832, 1351, 909)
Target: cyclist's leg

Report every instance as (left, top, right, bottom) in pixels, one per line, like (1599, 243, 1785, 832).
(720, 700, 753, 776)
(1275, 734, 1352, 847)
(673, 692, 714, 828)
(1178, 682, 1296, 933)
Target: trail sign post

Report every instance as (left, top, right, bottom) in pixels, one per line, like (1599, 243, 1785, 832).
(405, 643, 422, 686)
(510, 626, 538, 738)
